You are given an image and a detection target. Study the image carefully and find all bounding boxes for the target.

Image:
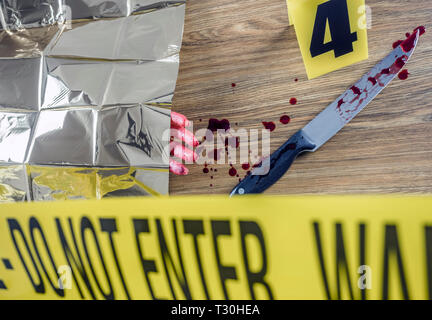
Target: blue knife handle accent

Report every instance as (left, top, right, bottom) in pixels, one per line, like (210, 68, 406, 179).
(230, 130, 316, 196)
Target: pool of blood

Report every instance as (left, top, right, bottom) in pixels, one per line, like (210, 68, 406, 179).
(262, 121, 276, 132)
(229, 167, 237, 177)
(398, 69, 409, 80)
(207, 118, 230, 132)
(280, 115, 291, 124)
(242, 163, 250, 170)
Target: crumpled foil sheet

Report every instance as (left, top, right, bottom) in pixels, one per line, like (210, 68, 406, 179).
(0, 0, 186, 202)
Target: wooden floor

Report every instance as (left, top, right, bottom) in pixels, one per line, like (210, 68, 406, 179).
(170, 0, 432, 195)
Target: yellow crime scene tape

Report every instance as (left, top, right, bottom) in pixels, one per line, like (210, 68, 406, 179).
(0, 196, 431, 300)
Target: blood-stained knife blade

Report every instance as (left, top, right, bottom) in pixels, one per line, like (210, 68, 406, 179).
(230, 28, 422, 196)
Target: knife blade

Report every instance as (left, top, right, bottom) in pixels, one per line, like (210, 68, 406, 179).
(230, 30, 420, 196)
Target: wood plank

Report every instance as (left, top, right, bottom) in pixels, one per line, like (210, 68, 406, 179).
(170, 0, 432, 195)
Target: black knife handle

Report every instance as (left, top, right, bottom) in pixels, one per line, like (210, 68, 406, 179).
(230, 130, 316, 196)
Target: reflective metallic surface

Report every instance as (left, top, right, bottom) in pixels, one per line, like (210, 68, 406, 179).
(0, 0, 186, 202)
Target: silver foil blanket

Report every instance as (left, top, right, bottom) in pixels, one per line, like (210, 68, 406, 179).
(0, 1, 186, 201)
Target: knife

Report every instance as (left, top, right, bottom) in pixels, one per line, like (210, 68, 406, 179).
(230, 30, 421, 196)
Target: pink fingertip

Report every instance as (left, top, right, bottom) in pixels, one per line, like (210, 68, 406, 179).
(171, 111, 190, 128)
(169, 160, 189, 175)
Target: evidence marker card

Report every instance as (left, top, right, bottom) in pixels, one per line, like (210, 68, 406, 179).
(287, 0, 369, 79)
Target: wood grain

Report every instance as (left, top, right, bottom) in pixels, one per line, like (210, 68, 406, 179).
(170, 0, 432, 195)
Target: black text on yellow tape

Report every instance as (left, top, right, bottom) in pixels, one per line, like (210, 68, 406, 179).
(0, 196, 431, 300)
